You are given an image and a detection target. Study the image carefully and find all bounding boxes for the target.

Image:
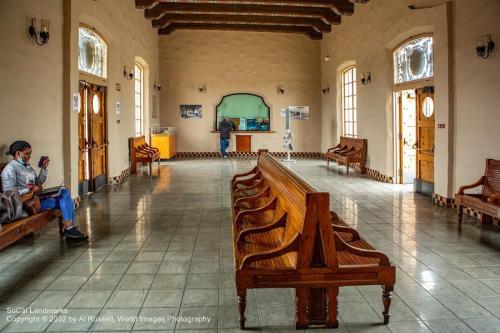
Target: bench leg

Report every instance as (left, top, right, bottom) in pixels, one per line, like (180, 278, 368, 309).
(58, 217, 64, 237)
(237, 288, 246, 329)
(346, 164, 349, 176)
(327, 287, 339, 328)
(327, 158, 330, 167)
(382, 285, 393, 325)
(296, 288, 310, 329)
(458, 205, 463, 225)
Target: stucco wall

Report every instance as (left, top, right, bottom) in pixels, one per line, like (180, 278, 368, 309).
(453, 0, 500, 193)
(0, 0, 65, 186)
(0, 0, 159, 195)
(159, 30, 321, 153)
(321, 0, 500, 197)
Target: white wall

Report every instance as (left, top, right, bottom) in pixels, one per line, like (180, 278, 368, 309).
(159, 30, 321, 153)
(321, 0, 500, 198)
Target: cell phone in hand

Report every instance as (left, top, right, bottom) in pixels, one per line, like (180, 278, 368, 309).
(38, 156, 49, 168)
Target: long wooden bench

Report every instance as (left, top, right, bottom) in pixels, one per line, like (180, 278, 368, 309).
(325, 136, 367, 175)
(129, 136, 160, 174)
(231, 152, 395, 329)
(0, 164, 62, 251)
(455, 159, 500, 225)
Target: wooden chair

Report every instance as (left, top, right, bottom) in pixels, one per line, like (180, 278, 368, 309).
(455, 159, 500, 225)
(231, 152, 395, 329)
(129, 136, 160, 174)
(0, 163, 62, 250)
(325, 136, 367, 175)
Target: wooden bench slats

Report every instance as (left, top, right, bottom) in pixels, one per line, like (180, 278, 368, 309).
(325, 136, 367, 175)
(231, 151, 395, 329)
(129, 136, 160, 174)
(456, 159, 500, 224)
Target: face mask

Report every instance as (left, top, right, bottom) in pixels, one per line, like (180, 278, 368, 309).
(17, 155, 26, 165)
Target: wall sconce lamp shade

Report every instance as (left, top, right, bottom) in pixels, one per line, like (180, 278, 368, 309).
(277, 84, 285, 94)
(361, 72, 371, 85)
(476, 34, 495, 59)
(198, 84, 207, 93)
(123, 66, 134, 80)
(29, 18, 50, 46)
(322, 85, 330, 94)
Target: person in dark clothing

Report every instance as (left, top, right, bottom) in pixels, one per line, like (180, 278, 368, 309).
(219, 117, 235, 158)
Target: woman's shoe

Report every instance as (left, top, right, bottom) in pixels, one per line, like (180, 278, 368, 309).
(63, 227, 88, 240)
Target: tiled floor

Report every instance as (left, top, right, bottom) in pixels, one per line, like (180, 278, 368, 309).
(0, 158, 499, 333)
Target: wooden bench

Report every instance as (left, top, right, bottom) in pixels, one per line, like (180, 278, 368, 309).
(0, 164, 62, 251)
(231, 151, 395, 329)
(455, 159, 500, 225)
(325, 136, 367, 175)
(129, 136, 160, 174)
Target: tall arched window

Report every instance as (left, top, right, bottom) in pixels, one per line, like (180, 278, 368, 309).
(134, 63, 144, 137)
(78, 26, 107, 78)
(342, 66, 357, 138)
(394, 36, 433, 84)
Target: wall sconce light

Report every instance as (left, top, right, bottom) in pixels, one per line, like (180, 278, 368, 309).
(29, 18, 50, 46)
(324, 55, 330, 62)
(277, 84, 285, 95)
(322, 85, 330, 94)
(361, 72, 371, 85)
(476, 34, 495, 59)
(198, 83, 207, 93)
(123, 66, 134, 80)
(154, 82, 161, 91)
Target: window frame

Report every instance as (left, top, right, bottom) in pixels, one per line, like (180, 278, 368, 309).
(78, 25, 108, 80)
(134, 63, 144, 137)
(341, 66, 357, 138)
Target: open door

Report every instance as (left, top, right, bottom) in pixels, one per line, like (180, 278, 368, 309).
(78, 81, 108, 195)
(415, 86, 435, 195)
(90, 85, 108, 192)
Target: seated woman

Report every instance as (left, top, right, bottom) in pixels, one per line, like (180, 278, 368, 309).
(1, 140, 87, 240)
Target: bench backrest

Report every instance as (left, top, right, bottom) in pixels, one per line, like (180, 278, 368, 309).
(129, 136, 146, 151)
(256, 152, 338, 268)
(339, 136, 367, 153)
(484, 159, 500, 196)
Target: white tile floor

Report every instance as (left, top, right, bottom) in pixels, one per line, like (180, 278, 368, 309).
(0, 157, 499, 332)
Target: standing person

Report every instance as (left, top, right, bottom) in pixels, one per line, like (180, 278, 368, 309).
(219, 117, 235, 158)
(1, 140, 88, 240)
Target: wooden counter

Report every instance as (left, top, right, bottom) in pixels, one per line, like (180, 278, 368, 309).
(151, 134, 176, 159)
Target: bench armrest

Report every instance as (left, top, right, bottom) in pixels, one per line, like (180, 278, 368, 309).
(233, 179, 264, 198)
(327, 144, 341, 152)
(330, 211, 360, 241)
(232, 166, 258, 184)
(235, 197, 277, 225)
(334, 233, 391, 266)
(237, 213, 287, 242)
(487, 193, 500, 205)
(240, 233, 300, 269)
(234, 187, 270, 209)
(232, 171, 261, 190)
(458, 176, 485, 194)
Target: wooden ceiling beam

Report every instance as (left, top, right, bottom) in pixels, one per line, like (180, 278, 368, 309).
(136, 0, 354, 15)
(152, 13, 331, 32)
(158, 22, 323, 40)
(144, 3, 341, 25)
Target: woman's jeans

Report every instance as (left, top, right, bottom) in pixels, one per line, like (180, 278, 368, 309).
(40, 187, 74, 225)
(220, 138, 229, 156)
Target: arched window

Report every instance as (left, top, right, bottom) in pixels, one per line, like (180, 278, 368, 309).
(394, 36, 433, 84)
(342, 66, 357, 138)
(134, 63, 144, 137)
(78, 26, 107, 78)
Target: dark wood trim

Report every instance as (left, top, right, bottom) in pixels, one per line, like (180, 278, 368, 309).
(152, 13, 331, 32)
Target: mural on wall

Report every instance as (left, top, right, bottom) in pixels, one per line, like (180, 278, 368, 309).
(180, 105, 203, 118)
(215, 93, 271, 131)
(280, 106, 310, 120)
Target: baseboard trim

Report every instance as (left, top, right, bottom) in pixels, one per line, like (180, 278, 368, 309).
(366, 168, 394, 183)
(175, 151, 323, 159)
(432, 193, 483, 220)
(109, 167, 131, 185)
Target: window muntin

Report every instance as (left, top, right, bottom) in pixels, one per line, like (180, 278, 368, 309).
(78, 27, 107, 78)
(394, 36, 433, 84)
(134, 64, 143, 137)
(342, 66, 357, 138)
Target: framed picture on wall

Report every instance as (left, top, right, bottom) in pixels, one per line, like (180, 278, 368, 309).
(280, 106, 310, 120)
(180, 105, 203, 118)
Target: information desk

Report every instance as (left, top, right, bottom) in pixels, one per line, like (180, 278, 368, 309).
(236, 135, 252, 152)
(151, 133, 176, 159)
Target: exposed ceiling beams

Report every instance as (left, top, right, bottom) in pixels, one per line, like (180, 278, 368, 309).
(136, 0, 368, 40)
